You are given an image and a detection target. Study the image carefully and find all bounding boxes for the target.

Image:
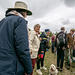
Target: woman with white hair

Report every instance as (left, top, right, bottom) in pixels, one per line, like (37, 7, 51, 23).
(29, 24, 41, 75)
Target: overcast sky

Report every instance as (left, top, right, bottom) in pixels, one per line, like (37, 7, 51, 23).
(0, 0, 75, 33)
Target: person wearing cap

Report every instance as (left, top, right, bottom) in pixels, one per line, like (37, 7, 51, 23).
(55, 27, 67, 71)
(29, 24, 41, 75)
(36, 29, 50, 75)
(0, 1, 32, 75)
(65, 29, 75, 69)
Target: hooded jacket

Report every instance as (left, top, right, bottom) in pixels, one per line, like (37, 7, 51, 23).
(38, 32, 50, 55)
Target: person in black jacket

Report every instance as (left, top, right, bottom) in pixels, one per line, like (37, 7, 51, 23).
(36, 29, 50, 75)
(55, 27, 67, 72)
(0, 1, 32, 75)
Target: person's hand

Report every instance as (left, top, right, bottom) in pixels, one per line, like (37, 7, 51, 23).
(39, 37, 42, 41)
(62, 46, 65, 50)
(25, 73, 27, 75)
(67, 45, 69, 48)
(41, 51, 44, 53)
(25, 73, 30, 75)
(30, 51, 32, 55)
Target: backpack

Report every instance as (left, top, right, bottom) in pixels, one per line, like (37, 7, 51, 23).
(57, 32, 66, 46)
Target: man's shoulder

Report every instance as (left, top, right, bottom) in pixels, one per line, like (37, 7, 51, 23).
(56, 31, 66, 38)
(7, 14, 27, 23)
(67, 33, 70, 35)
(67, 33, 71, 36)
(58, 31, 66, 35)
(56, 31, 62, 36)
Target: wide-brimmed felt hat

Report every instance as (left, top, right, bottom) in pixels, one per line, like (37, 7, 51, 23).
(70, 29, 75, 32)
(8, 1, 32, 15)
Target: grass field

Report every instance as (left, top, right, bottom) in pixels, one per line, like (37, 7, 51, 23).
(33, 49, 75, 75)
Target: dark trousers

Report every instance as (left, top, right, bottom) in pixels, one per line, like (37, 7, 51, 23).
(73, 49, 75, 57)
(52, 41, 55, 53)
(57, 48, 65, 69)
(37, 52, 45, 69)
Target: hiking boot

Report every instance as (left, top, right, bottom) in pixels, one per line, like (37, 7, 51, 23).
(57, 67, 59, 71)
(60, 68, 63, 72)
(65, 66, 70, 70)
(40, 66, 47, 70)
(36, 69, 42, 75)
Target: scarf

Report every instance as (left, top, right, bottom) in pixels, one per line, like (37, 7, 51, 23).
(9, 10, 24, 18)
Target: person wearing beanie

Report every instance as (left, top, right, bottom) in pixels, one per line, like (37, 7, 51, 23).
(36, 29, 50, 75)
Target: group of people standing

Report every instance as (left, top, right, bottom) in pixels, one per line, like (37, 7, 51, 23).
(52, 27, 75, 72)
(0, 1, 51, 75)
(29, 25, 75, 74)
(29, 24, 51, 75)
(0, 1, 75, 75)
(65, 29, 75, 70)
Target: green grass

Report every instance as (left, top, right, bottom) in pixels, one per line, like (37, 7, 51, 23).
(33, 49, 75, 75)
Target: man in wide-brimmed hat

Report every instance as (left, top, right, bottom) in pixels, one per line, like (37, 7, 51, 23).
(0, 1, 32, 75)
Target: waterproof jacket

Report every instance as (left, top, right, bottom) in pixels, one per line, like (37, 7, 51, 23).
(38, 32, 50, 55)
(0, 13, 32, 75)
(29, 30, 40, 59)
(67, 33, 74, 48)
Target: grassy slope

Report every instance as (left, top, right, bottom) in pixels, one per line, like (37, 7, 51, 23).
(33, 49, 75, 75)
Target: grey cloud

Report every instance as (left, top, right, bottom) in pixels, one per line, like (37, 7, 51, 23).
(0, 0, 14, 10)
(41, 22, 50, 26)
(40, 22, 59, 33)
(66, 23, 75, 32)
(0, 0, 62, 20)
(60, 19, 71, 25)
(25, 0, 61, 20)
(62, 0, 75, 7)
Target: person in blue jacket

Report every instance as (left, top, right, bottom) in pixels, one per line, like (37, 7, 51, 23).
(0, 1, 32, 75)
